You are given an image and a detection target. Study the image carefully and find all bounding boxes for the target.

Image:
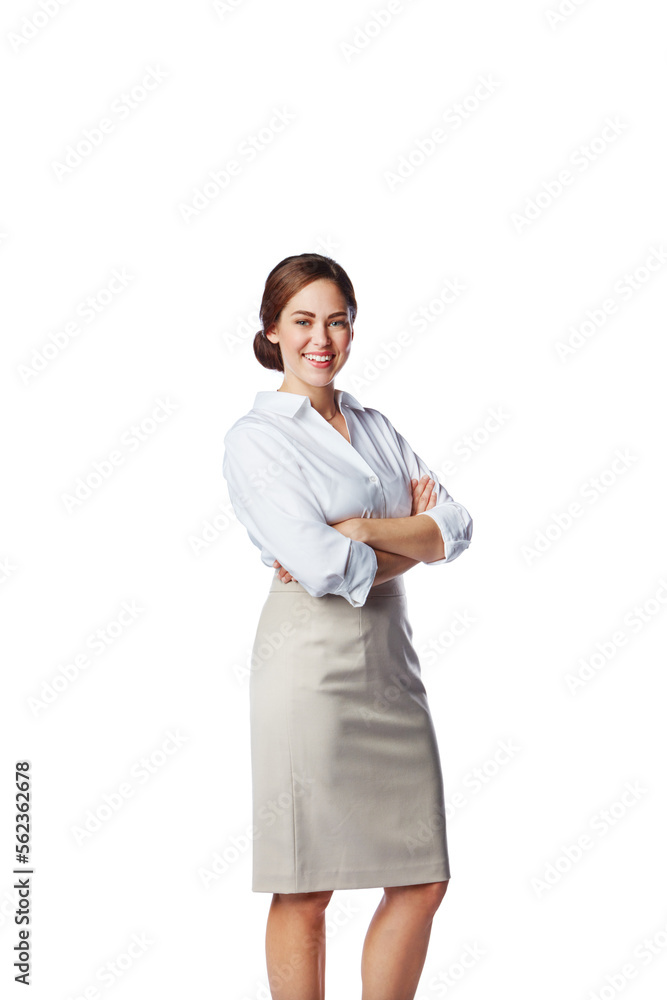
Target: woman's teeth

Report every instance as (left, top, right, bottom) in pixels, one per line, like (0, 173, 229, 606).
(304, 354, 333, 364)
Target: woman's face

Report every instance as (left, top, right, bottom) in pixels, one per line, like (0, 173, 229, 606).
(266, 278, 354, 389)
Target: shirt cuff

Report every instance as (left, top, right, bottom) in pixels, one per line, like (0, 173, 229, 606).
(333, 538, 378, 607)
(417, 506, 473, 565)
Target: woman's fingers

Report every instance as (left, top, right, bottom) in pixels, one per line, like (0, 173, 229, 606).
(273, 559, 297, 584)
(411, 475, 437, 514)
(420, 480, 435, 512)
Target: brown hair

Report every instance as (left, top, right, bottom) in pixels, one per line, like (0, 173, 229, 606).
(253, 253, 358, 373)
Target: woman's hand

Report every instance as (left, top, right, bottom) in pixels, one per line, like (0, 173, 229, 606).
(272, 559, 298, 584)
(411, 475, 437, 515)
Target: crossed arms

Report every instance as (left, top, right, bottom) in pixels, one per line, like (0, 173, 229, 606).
(273, 475, 444, 588)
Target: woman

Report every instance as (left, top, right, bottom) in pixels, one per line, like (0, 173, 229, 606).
(222, 253, 473, 1000)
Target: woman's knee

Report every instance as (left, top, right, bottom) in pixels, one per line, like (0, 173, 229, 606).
(383, 879, 449, 916)
(273, 888, 334, 917)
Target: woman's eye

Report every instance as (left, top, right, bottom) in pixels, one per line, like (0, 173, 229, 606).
(295, 319, 347, 325)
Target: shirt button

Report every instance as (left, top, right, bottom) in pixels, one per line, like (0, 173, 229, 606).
(369, 475, 377, 482)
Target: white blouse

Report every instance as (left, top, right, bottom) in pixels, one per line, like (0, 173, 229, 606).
(222, 388, 473, 608)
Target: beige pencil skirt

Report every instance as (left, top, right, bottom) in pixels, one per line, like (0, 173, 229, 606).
(248, 572, 451, 893)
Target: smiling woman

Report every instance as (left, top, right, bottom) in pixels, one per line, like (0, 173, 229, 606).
(224, 252, 473, 1000)
(253, 256, 356, 383)
(270, 289, 352, 381)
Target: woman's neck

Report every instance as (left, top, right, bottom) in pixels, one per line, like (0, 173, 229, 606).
(277, 380, 337, 419)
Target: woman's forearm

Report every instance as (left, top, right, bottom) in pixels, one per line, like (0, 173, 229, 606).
(370, 548, 420, 587)
(361, 515, 445, 564)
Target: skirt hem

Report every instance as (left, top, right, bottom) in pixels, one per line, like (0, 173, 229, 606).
(252, 864, 452, 894)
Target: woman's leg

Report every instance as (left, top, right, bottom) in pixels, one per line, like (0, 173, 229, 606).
(360, 880, 449, 1000)
(265, 888, 334, 999)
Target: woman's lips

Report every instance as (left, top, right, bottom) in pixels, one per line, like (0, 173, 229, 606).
(303, 355, 334, 368)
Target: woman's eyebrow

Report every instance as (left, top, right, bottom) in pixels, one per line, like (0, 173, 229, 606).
(290, 310, 348, 318)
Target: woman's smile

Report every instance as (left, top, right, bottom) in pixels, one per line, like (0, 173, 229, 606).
(303, 352, 335, 368)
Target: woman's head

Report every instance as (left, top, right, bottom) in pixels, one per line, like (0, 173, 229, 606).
(253, 254, 357, 383)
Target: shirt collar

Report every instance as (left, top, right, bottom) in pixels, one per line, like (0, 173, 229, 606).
(252, 388, 365, 417)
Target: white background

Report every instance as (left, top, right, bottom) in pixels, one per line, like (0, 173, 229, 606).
(2, 0, 666, 997)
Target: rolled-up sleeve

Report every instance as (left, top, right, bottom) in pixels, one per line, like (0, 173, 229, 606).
(222, 425, 378, 606)
(393, 428, 473, 565)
